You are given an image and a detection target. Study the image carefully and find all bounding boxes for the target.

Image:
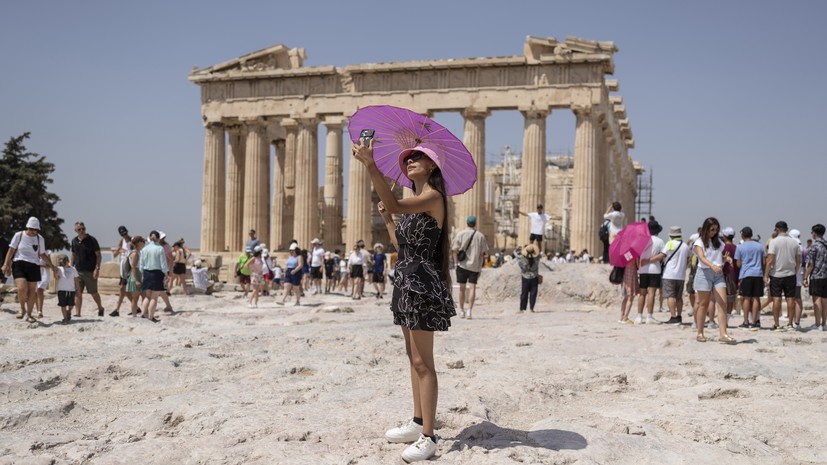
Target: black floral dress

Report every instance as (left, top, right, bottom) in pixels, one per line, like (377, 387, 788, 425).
(391, 213, 456, 331)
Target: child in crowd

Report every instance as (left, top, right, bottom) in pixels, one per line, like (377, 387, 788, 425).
(272, 265, 283, 291)
(54, 255, 79, 323)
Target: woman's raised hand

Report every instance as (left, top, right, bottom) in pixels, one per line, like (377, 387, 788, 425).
(351, 137, 375, 167)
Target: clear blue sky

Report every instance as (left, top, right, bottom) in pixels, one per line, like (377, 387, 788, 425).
(2, 0, 825, 249)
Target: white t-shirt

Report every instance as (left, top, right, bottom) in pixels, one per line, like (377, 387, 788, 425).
(191, 267, 208, 290)
(528, 212, 549, 235)
(640, 236, 665, 274)
(10, 231, 46, 265)
(581, 253, 591, 263)
(661, 239, 690, 280)
(348, 250, 367, 266)
(311, 247, 325, 267)
(339, 259, 348, 273)
(273, 267, 283, 279)
(767, 234, 800, 278)
(603, 211, 625, 235)
(693, 238, 724, 269)
(57, 266, 79, 292)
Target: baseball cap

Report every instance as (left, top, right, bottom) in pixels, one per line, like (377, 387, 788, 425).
(790, 229, 800, 239)
(118, 225, 128, 235)
(467, 215, 477, 226)
(722, 227, 735, 237)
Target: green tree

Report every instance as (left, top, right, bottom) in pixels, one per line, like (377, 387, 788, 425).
(0, 132, 69, 250)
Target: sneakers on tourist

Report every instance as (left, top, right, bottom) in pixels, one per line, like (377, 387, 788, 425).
(401, 434, 438, 463)
(460, 310, 466, 319)
(793, 323, 802, 331)
(467, 309, 473, 320)
(707, 321, 719, 330)
(624, 319, 634, 325)
(633, 315, 643, 325)
(749, 323, 760, 331)
(785, 324, 795, 331)
(772, 325, 784, 332)
(385, 419, 423, 443)
(109, 310, 120, 317)
(687, 309, 694, 317)
(98, 308, 105, 317)
(658, 307, 666, 313)
(645, 315, 658, 325)
(691, 321, 698, 329)
(738, 322, 750, 329)
(822, 324, 827, 332)
(665, 316, 682, 325)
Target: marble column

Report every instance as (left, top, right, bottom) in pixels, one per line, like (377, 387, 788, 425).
(280, 119, 298, 248)
(456, 108, 488, 233)
(323, 118, 345, 247)
(242, 119, 270, 247)
(293, 117, 319, 248)
(346, 130, 372, 250)
(200, 122, 225, 253)
(270, 138, 286, 250)
(570, 106, 601, 255)
(517, 108, 548, 246)
(225, 125, 246, 252)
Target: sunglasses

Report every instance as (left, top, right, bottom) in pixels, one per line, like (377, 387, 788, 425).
(76, 227, 86, 232)
(403, 152, 424, 164)
(26, 228, 38, 232)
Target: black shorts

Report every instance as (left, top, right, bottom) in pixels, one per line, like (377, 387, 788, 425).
(739, 276, 764, 298)
(119, 277, 128, 286)
(639, 273, 661, 290)
(58, 291, 76, 307)
(12, 261, 41, 282)
(529, 233, 543, 244)
(173, 263, 186, 275)
(310, 266, 323, 279)
(142, 269, 166, 292)
(769, 275, 796, 298)
(372, 272, 385, 283)
(350, 265, 364, 279)
(456, 266, 480, 284)
(810, 278, 827, 297)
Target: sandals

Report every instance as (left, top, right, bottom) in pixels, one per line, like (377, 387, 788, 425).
(719, 335, 737, 344)
(25, 316, 37, 323)
(15, 312, 24, 319)
(696, 334, 707, 343)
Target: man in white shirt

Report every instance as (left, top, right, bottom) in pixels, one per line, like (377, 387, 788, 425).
(635, 221, 665, 324)
(649, 226, 690, 325)
(520, 204, 549, 256)
(309, 238, 325, 295)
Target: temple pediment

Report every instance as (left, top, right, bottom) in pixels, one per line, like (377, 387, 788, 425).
(524, 36, 617, 73)
(191, 44, 307, 77)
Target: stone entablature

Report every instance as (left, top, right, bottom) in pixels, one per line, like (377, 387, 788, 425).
(191, 36, 638, 255)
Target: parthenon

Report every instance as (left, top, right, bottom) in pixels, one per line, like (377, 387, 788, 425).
(190, 36, 638, 256)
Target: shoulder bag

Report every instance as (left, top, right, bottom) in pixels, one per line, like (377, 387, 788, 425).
(456, 230, 477, 263)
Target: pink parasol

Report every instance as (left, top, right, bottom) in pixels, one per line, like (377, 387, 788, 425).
(348, 105, 477, 196)
(609, 222, 652, 267)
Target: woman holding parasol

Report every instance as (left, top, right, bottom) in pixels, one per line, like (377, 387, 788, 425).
(350, 105, 475, 462)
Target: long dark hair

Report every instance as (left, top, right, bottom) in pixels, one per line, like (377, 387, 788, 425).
(700, 217, 721, 249)
(412, 167, 452, 288)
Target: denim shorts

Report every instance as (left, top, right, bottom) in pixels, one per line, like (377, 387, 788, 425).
(693, 267, 726, 292)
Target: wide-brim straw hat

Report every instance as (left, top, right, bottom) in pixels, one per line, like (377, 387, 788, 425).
(523, 244, 537, 256)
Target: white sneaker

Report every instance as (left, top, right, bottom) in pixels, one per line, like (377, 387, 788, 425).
(780, 316, 789, 323)
(691, 321, 697, 329)
(645, 315, 658, 325)
(401, 434, 438, 462)
(707, 321, 719, 330)
(633, 315, 643, 325)
(467, 309, 472, 320)
(822, 325, 827, 332)
(385, 419, 422, 443)
(687, 309, 694, 317)
(460, 310, 466, 319)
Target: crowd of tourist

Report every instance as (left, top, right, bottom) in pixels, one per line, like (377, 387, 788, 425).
(609, 216, 827, 344)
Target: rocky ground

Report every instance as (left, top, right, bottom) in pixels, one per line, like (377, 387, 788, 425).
(1, 262, 825, 464)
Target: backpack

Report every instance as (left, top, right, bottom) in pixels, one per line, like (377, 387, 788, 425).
(598, 220, 610, 243)
(120, 253, 132, 280)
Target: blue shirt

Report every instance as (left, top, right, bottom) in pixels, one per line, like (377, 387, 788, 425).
(139, 241, 169, 274)
(734, 240, 764, 278)
(373, 253, 386, 274)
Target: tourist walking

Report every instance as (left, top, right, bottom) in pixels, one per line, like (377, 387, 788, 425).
(734, 227, 764, 330)
(138, 231, 168, 322)
(124, 236, 145, 317)
(53, 254, 78, 323)
(309, 238, 325, 294)
(451, 215, 489, 319)
(635, 221, 665, 324)
(156, 232, 175, 313)
(764, 221, 801, 331)
(649, 226, 690, 325)
(71, 221, 106, 317)
(111, 225, 131, 316)
(618, 259, 639, 324)
(2, 217, 55, 323)
(371, 243, 388, 299)
(353, 137, 457, 463)
(235, 248, 252, 297)
(348, 241, 369, 300)
(692, 217, 736, 343)
(803, 224, 827, 330)
(279, 243, 304, 306)
(515, 243, 540, 313)
(35, 248, 51, 319)
(171, 239, 188, 295)
(602, 201, 625, 262)
(247, 246, 265, 308)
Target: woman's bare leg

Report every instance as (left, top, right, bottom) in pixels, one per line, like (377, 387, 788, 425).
(408, 329, 437, 436)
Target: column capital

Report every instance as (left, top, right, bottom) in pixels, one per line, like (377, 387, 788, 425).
(203, 121, 224, 129)
(295, 116, 320, 126)
(240, 116, 268, 127)
(322, 116, 346, 128)
(280, 118, 298, 130)
(462, 108, 490, 119)
(225, 123, 247, 136)
(518, 106, 550, 119)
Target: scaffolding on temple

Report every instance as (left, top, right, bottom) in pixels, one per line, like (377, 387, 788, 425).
(636, 167, 653, 221)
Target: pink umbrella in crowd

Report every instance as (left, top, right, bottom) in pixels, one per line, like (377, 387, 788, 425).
(609, 222, 652, 267)
(348, 105, 477, 196)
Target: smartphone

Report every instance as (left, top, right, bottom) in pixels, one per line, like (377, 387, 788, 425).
(359, 129, 375, 146)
